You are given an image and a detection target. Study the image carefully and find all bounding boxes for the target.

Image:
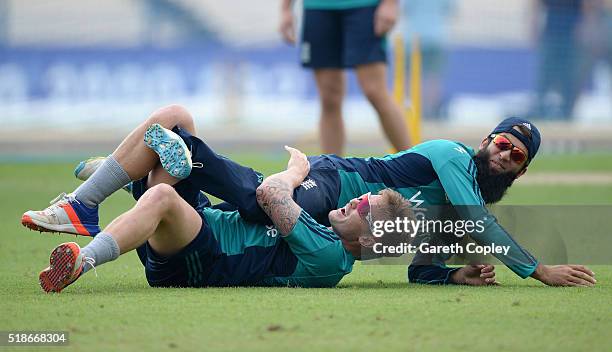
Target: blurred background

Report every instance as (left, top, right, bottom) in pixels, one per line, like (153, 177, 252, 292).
(1, 4, 610, 348)
(0, 0, 611, 157)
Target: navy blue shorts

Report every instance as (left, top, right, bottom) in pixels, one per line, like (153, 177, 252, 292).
(301, 6, 387, 68)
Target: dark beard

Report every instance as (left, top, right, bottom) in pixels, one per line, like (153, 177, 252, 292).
(473, 149, 517, 204)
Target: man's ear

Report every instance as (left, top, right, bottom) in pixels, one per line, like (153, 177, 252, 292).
(358, 235, 376, 248)
(515, 167, 528, 179)
(478, 137, 489, 151)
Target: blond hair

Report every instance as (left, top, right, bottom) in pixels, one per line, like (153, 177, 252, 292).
(372, 189, 414, 254)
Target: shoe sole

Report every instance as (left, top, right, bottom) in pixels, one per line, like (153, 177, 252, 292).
(144, 124, 192, 179)
(39, 243, 83, 293)
(21, 213, 94, 237)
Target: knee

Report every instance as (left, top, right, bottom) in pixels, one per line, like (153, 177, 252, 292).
(139, 184, 177, 210)
(147, 104, 193, 129)
(318, 85, 344, 113)
(360, 81, 387, 104)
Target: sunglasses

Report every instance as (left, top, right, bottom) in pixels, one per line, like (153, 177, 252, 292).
(356, 192, 374, 232)
(490, 134, 528, 164)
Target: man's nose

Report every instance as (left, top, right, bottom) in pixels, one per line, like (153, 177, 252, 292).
(499, 150, 511, 162)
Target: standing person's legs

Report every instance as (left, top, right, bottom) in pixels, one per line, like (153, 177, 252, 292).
(314, 69, 346, 155)
(301, 9, 346, 155)
(342, 6, 410, 151)
(355, 62, 411, 151)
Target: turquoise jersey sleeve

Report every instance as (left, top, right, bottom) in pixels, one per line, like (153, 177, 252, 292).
(434, 150, 539, 279)
(284, 211, 339, 254)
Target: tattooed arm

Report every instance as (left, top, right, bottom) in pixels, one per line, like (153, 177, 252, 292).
(256, 178, 301, 235)
(256, 146, 310, 236)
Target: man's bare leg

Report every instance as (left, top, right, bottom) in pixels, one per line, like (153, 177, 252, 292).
(314, 69, 346, 155)
(355, 62, 411, 151)
(98, 184, 202, 256)
(111, 105, 197, 181)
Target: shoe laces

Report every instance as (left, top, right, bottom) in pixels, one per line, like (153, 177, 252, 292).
(49, 192, 80, 205)
(46, 193, 81, 216)
(188, 145, 203, 169)
(83, 256, 98, 277)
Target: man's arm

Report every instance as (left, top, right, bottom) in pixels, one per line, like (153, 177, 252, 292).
(255, 146, 309, 235)
(438, 156, 596, 286)
(408, 263, 497, 286)
(256, 177, 300, 235)
(423, 157, 540, 280)
(375, 0, 399, 36)
(279, 0, 296, 44)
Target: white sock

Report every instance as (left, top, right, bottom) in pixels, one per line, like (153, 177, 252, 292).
(81, 232, 120, 273)
(74, 155, 131, 208)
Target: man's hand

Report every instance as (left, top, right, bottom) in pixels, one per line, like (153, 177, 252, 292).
(279, 0, 296, 45)
(451, 264, 498, 286)
(285, 146, 309, 182)
(531, 264, 596, 287)
(374, 0, 398, 36)
(284, 146, 310, 188)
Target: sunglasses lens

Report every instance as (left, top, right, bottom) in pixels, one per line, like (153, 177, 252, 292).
(356, 197, 370, 218)
(493, 136, 512, 150)
(511, 149, 527, 163)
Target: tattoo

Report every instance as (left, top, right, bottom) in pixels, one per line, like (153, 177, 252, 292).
(256, 178, 301, 236)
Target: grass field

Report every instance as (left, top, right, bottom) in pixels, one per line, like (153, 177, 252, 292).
(1, 153, 611, 351)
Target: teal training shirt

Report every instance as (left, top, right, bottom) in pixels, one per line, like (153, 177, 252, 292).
(324, 140, 539, 278)
(261, 211, 355, 287)
(201, 208, 354, 287)
(303, 0, 380, 10)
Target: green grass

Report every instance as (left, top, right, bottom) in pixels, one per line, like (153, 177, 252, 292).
(1, 156, 611, 352)
(503, 185, 612, 205)
(525, 153, 612, 173)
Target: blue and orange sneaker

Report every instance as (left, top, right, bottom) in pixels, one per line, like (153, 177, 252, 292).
(21, 193, 100, 237)
(39, 242, 93, 293)
(144, 123, 192, 179)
